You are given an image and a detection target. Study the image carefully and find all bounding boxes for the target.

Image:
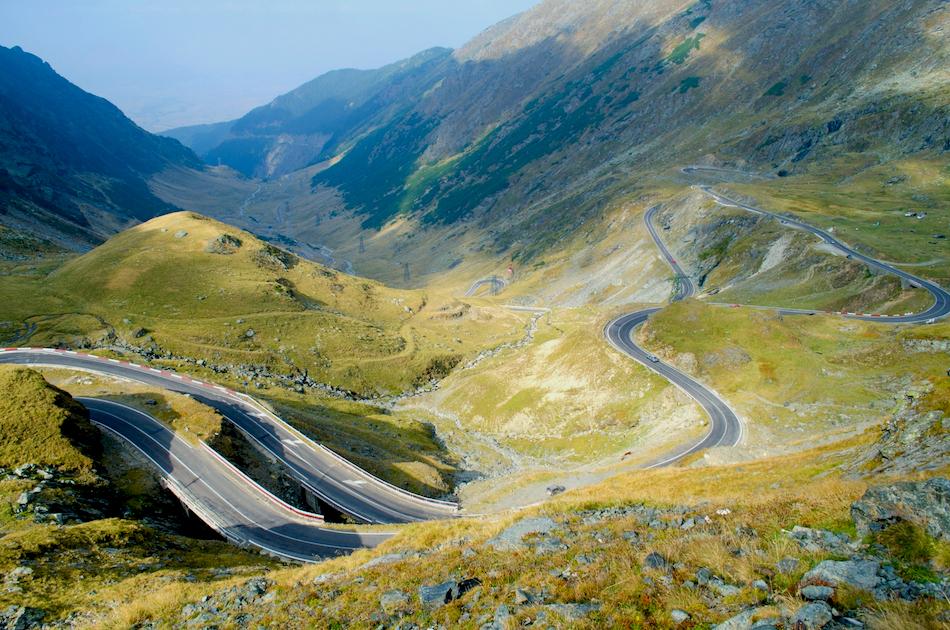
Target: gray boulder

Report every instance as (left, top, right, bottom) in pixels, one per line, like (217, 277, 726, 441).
(419, 581, 457, 609)
(671, 609, 690, 625)
(851, 477, 950, 541)
(643, 552, 668, 569)
(487, 517, 558, 551)
(418, 578, 481, 610)
(776, 557, 800, 575)
(799, 560, 881, 592)
(380, 590, 409, 614)
(792, 601, 833, 629)
(713, 608, 756, 630)
(0, 606, 45, 630)
(543, 602, 600, 621)
(800, 585, 834, 601)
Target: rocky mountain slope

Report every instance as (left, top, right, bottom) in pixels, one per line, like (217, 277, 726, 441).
(0, 45, 202, 251)
(158, 0, 947, 290)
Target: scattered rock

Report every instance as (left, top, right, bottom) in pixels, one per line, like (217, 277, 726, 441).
(514, 588, 535, 605)
(643, 552, 668, 569)
(786, 526, 855, 553)
(751, 579, 769, 592)
(792, 601, 833, 629)
(174, 230, 188, 239)
(708, 577, 741, 598)
(671, 609, 690, 624)
(851, 478, 950, 541)
(543, 602, 600, 621)
(799, 559, 881, 592)
(546, 485, 566, 496)
(380, 590, 409, 614)
(481, 604, 510, 630)
(0, 605, 45, 630)
(418, 578, 481, 610)
(800, 585, 834, 601)
(419, 581, 456, 609)
(713, 608, 757, 630)
(206, 234, 243, 255)
(487, 517, 558, 551)
(776, 557, 800, 575)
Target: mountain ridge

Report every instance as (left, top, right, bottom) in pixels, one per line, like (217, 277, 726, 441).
(0, 44, 202, 251)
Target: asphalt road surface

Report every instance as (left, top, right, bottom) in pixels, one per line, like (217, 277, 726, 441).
(604, 177, 949, 466)
(0, 349, 459, 528)
(695, 184, 950, 323)
(605, 204, 742, 467)
(83, 397, 391, 562)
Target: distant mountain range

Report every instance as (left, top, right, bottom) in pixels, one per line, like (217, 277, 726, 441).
(164, 48, 454, 179)
(0, 45, 200, 250)
(167, 0, 947, 246)
(3, 0, 947, 270)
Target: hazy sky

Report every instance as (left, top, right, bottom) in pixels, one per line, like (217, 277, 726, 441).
(0, 0, 540, 131)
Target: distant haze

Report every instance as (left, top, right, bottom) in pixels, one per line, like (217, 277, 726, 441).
(0, 0, 540, 131)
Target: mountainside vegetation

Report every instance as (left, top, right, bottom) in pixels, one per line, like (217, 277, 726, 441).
(1, 0, 948, 626)
(156, 0, 947, 294)
(0, 211, 528, 396)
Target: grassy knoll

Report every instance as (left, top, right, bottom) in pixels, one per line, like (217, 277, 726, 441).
(0, 212, 528, 396)
(641, 300, 950, 450)
(0, 366, 98, 479)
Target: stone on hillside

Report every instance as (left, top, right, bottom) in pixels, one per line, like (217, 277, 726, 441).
(800, 585, 834, 601)
(418, 578, 479, 610)
(792, 601, 833, 629)
(786, 526, 854, 553)
(708, 577, 741, 598)
(751, 579, 769, 592)
(0, 605, 45, 630)
(776, 557, 800, 575)
(643, 552, 668, 569)
(174, 230, 188, 239)
(206, 233, 243, 254)
(671, 609, 690, 624)
(799, 560, 881, 592)
(481, 604, 510, 630)
(380, 590, 409, 614)
(851, 477, 950, 541)
(713, 608, 756, 630)
(514, 588, 534, 605)
(242, 577, 269, 600)
(487, 517, 558, 551)
(543, 602, 600, 621)
(419, 581, 456, 609)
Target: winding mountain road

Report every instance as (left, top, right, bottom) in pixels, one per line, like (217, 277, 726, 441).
(5, 169, 948, 560)
(84, 397, 390, 562)
(604, 178, 950, 467)
(0, 349, 458, 533)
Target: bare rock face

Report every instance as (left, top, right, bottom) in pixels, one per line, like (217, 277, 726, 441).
(845, 386, 949, 478)
(851, 477, 950, 541)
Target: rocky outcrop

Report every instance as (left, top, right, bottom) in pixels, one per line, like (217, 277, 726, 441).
(845, 385, 949, 477)
(851, 478, 950, 541)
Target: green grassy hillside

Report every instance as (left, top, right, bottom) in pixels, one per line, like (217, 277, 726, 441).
(0, 366, 98, 479)
(1, 212, 528, 396)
